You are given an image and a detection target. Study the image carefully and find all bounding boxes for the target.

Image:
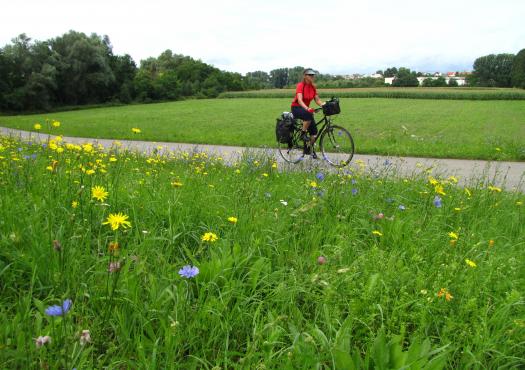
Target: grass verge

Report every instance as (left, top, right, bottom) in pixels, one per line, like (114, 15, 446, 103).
(0, 135, 523, 368)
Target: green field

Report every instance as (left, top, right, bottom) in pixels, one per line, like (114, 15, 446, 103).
(220, 87, 525, 100)
(1, 98, 524, 161)
(0, 134, 523, 368)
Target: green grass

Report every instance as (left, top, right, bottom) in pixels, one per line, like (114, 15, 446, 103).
(220, 87, 525, 100)
(0, 135, 523, 368)
(2, 98, 524, 161)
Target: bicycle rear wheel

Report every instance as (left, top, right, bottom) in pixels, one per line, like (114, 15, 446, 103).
(278, 129, 305, 164)
(319, 124, 354, 167)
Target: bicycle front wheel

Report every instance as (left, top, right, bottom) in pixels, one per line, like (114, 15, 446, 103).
(319, 124, 355, 167)
(277, 130, 305, 164)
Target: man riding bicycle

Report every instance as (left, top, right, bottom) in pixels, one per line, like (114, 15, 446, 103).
(291, 68, 325, 158)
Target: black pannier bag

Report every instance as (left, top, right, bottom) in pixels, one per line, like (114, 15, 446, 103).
(275, 112, 295, 144)
(322, 97, 341, 116)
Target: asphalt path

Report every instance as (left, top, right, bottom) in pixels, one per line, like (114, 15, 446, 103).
(1, 127, 524, 192)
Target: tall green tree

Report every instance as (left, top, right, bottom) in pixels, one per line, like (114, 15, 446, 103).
(471, 53, 515, 87)
(392, 67, 419, 87)
(511, 48, 525, 89)
(51, 31, 115, 105)
(270, 68, 288, 88)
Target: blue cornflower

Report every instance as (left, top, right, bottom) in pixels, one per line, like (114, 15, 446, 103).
(179, 265, 199, 279)
(17, 147, 23, 152)
(316, 172, 325, 181)
(398, 205, 406, 210)
(45, 299, 72, 316)
(352, 188, 358, 196)
(317, 190, 326, 197)
(351, 179, 357, 184)
(433, 196, 442, 208)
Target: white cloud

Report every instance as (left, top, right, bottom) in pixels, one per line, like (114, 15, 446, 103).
(1, 0, 524, 74)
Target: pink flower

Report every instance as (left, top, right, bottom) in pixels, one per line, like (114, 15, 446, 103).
(108, 261, 121, 273)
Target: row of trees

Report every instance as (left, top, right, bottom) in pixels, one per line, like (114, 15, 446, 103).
(0, 32, 247, 112)
(1, 31, 524, 112)
(469, 52, 525, 88)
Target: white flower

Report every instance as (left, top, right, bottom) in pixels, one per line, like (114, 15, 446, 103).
(35, 335, 51, 348)
(279, 200, 288, 206)
(80, 329, 91, 345)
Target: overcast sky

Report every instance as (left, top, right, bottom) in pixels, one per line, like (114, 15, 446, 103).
(1, 0, 524, 75)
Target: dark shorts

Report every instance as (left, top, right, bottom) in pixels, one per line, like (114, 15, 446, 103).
(291, 106, 318, 135)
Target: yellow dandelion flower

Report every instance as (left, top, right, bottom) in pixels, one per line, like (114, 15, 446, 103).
(434, 184, 446, 195)
(310, 181, 318, 188)
(271, 163, 277, 169)
(489, 239, 495, 247)
(448, 232, 458, 240)
(465, 259, 477, 268)
(71, 201, 79, 209)
(34, 123, 42, 130)
(132, 128, 141, 134)
(428, 176, 439, 186)
(227, 216, 238, 224)
(91, 186, 109, 202)
(488, 185, 502, 193)
(109, 157, 117, 162)
(52, 120, 60, 128)
(82, 143, 94, 153)
(85, 169, 96, 175)
(201, 232, 218, 242)
(372, 230, 383, 236)
(454, 207, 462, 211)
(171, 181, 183, 187)
(102, 212, 132, 231)
(235, 169, 241, 174)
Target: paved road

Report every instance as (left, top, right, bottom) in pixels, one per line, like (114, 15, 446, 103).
(2, 127, 524, 192)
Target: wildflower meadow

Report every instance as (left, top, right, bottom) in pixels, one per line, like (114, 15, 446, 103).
(0, 130, 523, 369)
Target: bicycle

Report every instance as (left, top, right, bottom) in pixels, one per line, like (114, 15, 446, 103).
(277, 98, 355, 168)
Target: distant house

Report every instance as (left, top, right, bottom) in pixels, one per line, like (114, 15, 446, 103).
(386, 76, 467, 86)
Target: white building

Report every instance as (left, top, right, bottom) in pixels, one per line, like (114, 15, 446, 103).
(385, 76, 466, 86)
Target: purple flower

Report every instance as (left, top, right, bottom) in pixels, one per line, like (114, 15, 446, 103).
(45, 299, 72, 316)
(352, 188, 358, 196)
(398, 205, 406, 210)
(433, 196, 442, 208)
(316, 172, 325, 181)
(179, 265, 199, 279)
(351, 179, 357, 185)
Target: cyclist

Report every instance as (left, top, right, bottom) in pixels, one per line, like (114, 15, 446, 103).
(291, 68, 325, 157)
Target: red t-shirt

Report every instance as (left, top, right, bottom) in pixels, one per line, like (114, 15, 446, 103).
(291, 82, 317, 107)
